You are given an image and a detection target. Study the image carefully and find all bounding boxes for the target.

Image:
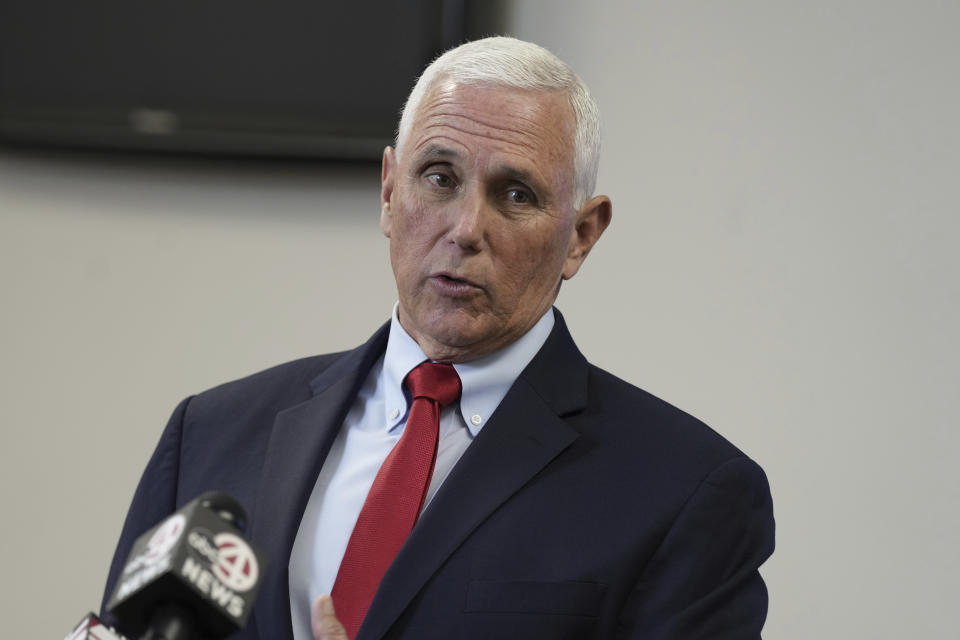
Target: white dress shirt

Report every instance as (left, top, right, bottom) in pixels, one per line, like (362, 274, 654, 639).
(288, 305, 555, 640)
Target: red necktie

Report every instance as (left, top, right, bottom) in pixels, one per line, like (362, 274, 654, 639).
(331, 362, 461, 639)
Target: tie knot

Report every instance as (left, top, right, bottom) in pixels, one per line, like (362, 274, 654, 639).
(404, 362, 462, 408)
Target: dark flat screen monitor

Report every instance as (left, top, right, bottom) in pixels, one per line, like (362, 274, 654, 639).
(0, 0, 474, 159)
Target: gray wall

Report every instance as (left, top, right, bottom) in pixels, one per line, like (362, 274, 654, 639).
(2, 2, 957, 637)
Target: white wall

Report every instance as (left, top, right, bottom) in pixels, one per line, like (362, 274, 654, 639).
(1, 2, 957, 637)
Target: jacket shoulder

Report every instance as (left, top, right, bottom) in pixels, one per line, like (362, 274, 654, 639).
(584, 363, 751, 470)
(188, 351, 350, 413)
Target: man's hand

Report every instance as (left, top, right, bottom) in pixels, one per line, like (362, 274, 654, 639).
(311, 595, 349, 640)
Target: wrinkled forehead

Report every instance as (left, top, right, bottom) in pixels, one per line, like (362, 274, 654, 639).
(404, 81, 576, 178)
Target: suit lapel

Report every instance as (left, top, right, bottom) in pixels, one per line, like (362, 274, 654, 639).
(357, 310, 590, 640)
(251, 323, 389, 640)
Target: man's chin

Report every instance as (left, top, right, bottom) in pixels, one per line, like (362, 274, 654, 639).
(424, 324, 486, 350)
(411, 318, 502, 362)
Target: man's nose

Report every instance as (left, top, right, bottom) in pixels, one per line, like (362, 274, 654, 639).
(447, 189, 487, 251)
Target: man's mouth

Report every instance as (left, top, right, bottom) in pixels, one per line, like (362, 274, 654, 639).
(430, 272, 481, 295)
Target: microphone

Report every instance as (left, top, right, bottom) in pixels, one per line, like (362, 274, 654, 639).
(104, 491, 267, 640)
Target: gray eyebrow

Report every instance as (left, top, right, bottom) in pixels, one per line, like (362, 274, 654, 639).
(414, 144, 463, 163)
(500, 166, 536, 185)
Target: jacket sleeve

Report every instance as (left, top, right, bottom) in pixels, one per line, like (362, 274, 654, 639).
(618, 456, 776, 639)
(99, 396, 192, 622)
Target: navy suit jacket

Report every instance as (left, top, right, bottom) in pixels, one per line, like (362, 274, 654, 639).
(102, 310, 774, 639)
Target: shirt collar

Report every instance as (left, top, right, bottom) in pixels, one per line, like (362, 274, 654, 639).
(382, 303, 555, 436)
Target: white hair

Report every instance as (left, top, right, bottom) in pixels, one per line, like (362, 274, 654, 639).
(396, 36, 601, 209)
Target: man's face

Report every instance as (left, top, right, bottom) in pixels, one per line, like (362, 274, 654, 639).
(380, 82, 610, 362)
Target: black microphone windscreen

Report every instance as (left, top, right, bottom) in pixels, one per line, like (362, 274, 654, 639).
(105, 491, 267, 640)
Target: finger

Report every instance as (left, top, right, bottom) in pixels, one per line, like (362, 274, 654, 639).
(311, 594, 349, 640)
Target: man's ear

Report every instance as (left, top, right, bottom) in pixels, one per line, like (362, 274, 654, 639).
(562, 195, 612, 280)
(380, 146, 397, 238)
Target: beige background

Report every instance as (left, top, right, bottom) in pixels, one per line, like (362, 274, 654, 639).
(2, 2, 957, 637)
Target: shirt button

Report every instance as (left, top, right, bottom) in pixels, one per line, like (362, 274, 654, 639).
(390, 408, 400, 420)
(471, 414, 482, 426)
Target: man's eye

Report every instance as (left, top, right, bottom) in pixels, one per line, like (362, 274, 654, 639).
(506, 188, 533, 204)
(427, 173, 454, 188)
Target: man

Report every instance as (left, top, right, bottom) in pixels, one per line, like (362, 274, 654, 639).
(102, 37, 774, 639)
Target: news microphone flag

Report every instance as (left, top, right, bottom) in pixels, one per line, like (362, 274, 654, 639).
(64, 613, 126, 640)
